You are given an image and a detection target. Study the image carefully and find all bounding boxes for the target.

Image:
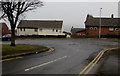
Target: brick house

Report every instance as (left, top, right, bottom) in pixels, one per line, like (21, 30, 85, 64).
(76, 29, 86, 36)
(71, 27, 86, 37)
(85, 14, 120, 37)
(0, 23, 10, 35)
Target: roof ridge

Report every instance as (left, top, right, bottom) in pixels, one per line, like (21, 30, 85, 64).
(94, 18, 120, 19)
(21, 20, 63, 21)
(18, 20, 63, 28)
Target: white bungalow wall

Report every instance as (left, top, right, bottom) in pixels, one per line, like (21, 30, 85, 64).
(17, 28, 65, 36)
(38, 28, 65, 35)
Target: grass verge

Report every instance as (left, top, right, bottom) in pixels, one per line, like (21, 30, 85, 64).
(1, 44, 49, 58)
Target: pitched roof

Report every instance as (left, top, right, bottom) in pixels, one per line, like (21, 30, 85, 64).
(0, 23, 8, 28)
(17, 20, 63, 28)
(85, 15, 120, 27)
(0, 23, 7, 26)
(71, 28, 85, 33)
(63, 31, 71, 35)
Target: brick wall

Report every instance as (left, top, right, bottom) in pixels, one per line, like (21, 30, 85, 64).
(76, 31, 86, 35)
(86, 27, 119, 36)
(2, 23, 9, 35)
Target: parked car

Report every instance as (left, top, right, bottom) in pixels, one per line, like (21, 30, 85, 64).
(0, 34, 12, 41)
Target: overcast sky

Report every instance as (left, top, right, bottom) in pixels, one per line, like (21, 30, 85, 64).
(0, 0, 119, 32)
(25, 1, 118, 32)
(42, 0, 119, 2)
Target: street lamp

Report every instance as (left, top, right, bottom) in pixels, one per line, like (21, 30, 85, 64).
(99, 8, 102, 38)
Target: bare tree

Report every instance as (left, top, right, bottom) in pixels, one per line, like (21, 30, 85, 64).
(0, 0, 43, 46)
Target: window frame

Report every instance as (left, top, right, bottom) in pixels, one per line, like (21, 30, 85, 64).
(34, 28, 38, 32)
(109, 27, 114, 31)
(24, 28, 25, 31)
(52, 29, 54, 32)
(89, 27, 93, 30)
(94, 27, 97, 30)
(39, 28, 42, 32)
(56, 29, 58, 32)
(20, 28, 22, 31)
(115, 28, 120, 31)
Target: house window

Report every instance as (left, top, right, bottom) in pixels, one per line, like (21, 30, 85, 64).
(52, 29, 54, 32)
(94, 27, 97, 30)
(24, 28, 25, 31)
(90, 27, 93, 30)
(115, 28, 120, 31)
(77, 33, 81, 36)
(109, 28, 114, 31)
(83, 34, 85, 35)
(20, 28, 22, 31)
(39, 28, 42, 31)
(56, 29, 58, 32)
(34, 28, 38, 32)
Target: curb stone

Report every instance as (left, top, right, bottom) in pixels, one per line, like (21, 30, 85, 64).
(1, 47, 55, 59)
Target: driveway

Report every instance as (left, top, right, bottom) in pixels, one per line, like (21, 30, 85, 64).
(2, 39, 118, 74)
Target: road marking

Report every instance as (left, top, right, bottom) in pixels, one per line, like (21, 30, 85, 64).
(79, 50, 103, 75)
(24, 56, 67, 71)
(0, 57, 23, 62)
(77, 49, 106, 76)
(84, 51, 104, 74)
(78, 47, 120, 75)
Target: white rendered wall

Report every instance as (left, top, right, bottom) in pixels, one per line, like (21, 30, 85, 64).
(17, 28, 65, 36)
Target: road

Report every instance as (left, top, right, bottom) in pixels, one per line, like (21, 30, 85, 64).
(2, 39, 118, 74)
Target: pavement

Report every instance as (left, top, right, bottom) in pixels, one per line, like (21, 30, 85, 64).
(1, 39, 119, 75)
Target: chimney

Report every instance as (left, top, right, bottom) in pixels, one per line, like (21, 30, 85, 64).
(111, 14, 114, 18)
(71, 26, 73, 29)
(86, 14, 93, 20)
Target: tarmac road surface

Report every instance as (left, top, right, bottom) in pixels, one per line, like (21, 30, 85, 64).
(2, 39, 118, 74)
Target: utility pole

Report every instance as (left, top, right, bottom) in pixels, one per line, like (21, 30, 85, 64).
(99, 8, 102, 38)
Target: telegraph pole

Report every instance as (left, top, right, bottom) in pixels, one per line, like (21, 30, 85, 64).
(99, 8, 102, 38)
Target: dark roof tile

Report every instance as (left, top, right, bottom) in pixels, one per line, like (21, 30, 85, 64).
(71, 28, 85, 33)
(85, 16, 120, 27)
(17, 20, 63, 28)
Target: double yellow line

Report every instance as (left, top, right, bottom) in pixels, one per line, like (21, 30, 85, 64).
(77, 47, 119, 76)
(77, 49, 107, 76)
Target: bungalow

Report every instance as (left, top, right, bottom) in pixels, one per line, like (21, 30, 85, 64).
(17, 20, 65, 36)
(85, 14, 120, 37)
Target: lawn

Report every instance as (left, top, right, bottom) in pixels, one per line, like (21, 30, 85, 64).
(1, 44, 49, 57)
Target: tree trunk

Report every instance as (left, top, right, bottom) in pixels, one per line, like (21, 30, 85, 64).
(10, 29, 16, 46)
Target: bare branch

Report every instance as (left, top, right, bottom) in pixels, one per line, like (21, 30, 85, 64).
(0, 0, 43, 19)
(0, 0, 44, 46)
